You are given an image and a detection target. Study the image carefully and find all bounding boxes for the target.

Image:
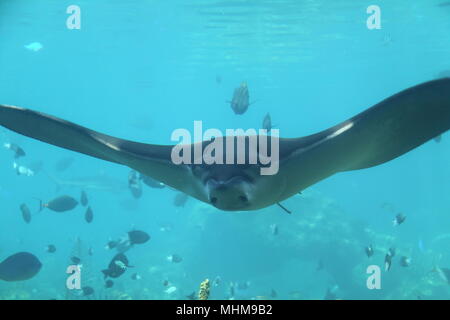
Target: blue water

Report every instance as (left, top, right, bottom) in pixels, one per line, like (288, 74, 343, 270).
(0, 0, 449, 300)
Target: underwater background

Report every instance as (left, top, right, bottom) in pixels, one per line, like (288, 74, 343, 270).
(0, 0, 449, 300)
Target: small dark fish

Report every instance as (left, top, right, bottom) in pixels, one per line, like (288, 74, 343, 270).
(131, 273, 142, 280)
(173, 193, 189, 207)
(139, 174, 165, 189)
(385, 253, 393, 271)
(216, 75, 222, 85)
(128, 170, 142, 199)
(167, 254, 183, 263)
(84, 206, 93, 223)
(54, 157, 74, 172)
(102, 253, 132, 279)
(80, 191, 88, 207)
(3, 142, 26, 159)
(163, 279, 169, 287)
(40, 195, 78, 212)
(365, 245, 374, 258)
(71, 256, 81, 265)
(105, 240, 118, 250)
(0, 252, 42, 282)
(82, 286, 94, 296)
(438, 2, 450, 7)
(399, 256, 411, 267)
(186, 291, 197, 300)
(262, 113, 273, 132)
(88, 247, 94, 256)
(20, 203, 31, 224)
(128, 230, 150, 245)
(46, 245, 56, 253)
(393, 213, 406, 226)
(105, 280, 114, 288)
(229, 82, 250, 115)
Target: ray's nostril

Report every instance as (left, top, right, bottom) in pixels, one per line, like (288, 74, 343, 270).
(210, 197, 218, 205)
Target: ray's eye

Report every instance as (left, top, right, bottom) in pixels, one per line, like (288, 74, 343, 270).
(210, 197, 218, 205)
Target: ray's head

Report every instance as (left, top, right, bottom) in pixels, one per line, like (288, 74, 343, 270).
(206, 175, 253, 211)
(192, 164, 255, 211)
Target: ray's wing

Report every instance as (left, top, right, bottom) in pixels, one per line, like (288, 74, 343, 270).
(0, 105, 123, 163)
(276, 78, 450, 198)
(286, 78, 450, 175)
(0, 105, 196, 196)
(335, 78, 450, 171)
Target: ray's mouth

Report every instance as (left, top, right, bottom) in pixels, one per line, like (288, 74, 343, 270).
(209, 194, 249, 207)
(205, 176, 252, 211)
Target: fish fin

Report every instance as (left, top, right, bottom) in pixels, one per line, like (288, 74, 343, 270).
(0, 105, 197, 200)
